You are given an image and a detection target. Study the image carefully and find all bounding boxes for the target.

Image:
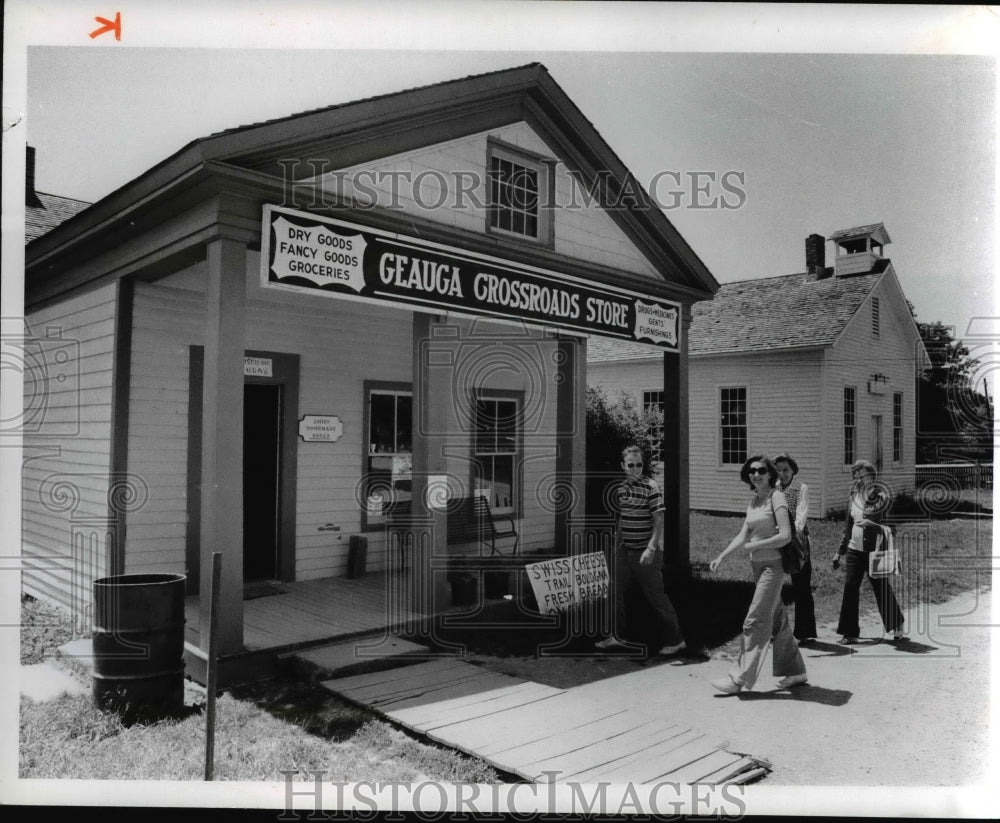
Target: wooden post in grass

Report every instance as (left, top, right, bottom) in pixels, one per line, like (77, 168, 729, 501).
(205, 552, 222, 781)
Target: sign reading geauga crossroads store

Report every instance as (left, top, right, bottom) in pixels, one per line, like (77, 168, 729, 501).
(261, 205, 680, 349)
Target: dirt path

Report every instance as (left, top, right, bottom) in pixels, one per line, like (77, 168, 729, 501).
(477, 587, 994, 790)
(578, 588, 994, 787)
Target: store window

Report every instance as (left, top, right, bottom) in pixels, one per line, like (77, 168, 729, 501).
(844, 386, 857, 464)
(486, 141, 553, 245)
(473, 393, 521, 515)
(720, 387, 747, 465)
(363, 386, 412, 527)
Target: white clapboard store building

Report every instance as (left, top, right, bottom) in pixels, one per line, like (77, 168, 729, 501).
(22, 64, 717, 681)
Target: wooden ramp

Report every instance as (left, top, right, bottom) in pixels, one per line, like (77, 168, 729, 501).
(320, 659, 766, 785)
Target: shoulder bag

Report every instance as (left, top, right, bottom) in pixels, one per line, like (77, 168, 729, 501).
(869, 526, 901, 578)
(770, 493, 806, 574)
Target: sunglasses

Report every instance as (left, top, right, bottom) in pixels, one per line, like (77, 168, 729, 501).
(625, 462, 643, 468)
(748, 467, 769, 475)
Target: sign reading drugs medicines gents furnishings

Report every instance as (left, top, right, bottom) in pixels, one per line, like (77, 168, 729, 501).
(261, 205, 681, 350)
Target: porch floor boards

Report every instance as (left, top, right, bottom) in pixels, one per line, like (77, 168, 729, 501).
(185, 571, 424, 652)
(320, 659, 763, 785)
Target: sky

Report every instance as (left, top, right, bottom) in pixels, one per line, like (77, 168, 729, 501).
(17, 31, 998, 345)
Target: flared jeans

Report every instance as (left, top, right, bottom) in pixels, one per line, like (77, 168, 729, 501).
(731, 558, 806, 688)
(836, 548, 904, 637)
(612, 548, 685, 648)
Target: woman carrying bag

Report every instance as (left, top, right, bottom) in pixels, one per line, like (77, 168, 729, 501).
(774, 453, 817, 645)
(709, 454, 808, 694)
(833, 459, 905, 644)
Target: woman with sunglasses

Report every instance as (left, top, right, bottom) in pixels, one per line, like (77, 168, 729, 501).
(833, 459, 904, 644)
(709, 454, 807, 694)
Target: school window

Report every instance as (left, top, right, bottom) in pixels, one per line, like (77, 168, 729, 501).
(844, 386, 856, 464)
(363, 388, 412, 527)
(893, 392, 903, 462)
(720, 387, 747, 465)
(486, 142, 552, 245)
(871, 297, 881, 337)
(642, 390, 665, 462)
(473, 394, 520, 515)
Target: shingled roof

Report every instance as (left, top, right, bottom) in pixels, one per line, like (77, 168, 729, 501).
(25, 192, 91, 244)
(587, 268, 885, 363)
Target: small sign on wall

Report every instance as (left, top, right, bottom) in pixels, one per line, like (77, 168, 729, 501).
(299, 414, 343, 442)
(244, 356, 273, 377)
(525, 552, 610, 615)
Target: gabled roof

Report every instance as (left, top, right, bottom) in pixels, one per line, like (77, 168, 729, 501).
(27, 63, 718, 301)
(588, 268, 885, 362)
(25, 192, 91, 243)
(829, 222, 891, 245)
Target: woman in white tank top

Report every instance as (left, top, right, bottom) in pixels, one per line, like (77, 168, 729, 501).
(708, 454, 808, 694)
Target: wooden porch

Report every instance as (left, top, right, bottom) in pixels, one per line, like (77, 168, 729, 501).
(183, 570, 430, 685)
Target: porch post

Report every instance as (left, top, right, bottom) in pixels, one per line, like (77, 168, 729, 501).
(554, 333, 587, 553)
(199, 236, 247, 654)
(410, 313, 452, 614)
(662, 309, 691, 572)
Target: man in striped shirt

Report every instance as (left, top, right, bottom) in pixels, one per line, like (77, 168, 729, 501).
(595, 446, 687, 656)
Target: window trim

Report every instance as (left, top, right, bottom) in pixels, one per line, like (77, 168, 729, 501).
(361, 380, 412, 532)
(892, 391, 903, 463)
(844, 385, 857, 465)
(719, 385, 748, 467)
(469, 387, 524, 518)
(485, 137, 555, 248)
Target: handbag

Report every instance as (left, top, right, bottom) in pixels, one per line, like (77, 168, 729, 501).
(770, 493, 805, 574)
(869, 527, 901, 578)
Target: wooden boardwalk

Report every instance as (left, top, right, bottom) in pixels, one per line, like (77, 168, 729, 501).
(320, 659, 766, 785)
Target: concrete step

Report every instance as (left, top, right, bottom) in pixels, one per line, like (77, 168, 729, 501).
(284, 635, 432, 682)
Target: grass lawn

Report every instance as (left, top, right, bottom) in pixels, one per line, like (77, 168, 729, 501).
(683, 510, 993, 651)
(18, 597, 500, 782)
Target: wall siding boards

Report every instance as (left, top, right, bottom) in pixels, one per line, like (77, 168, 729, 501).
(125, 252, 562, 582)
(315, 122, 663, 282)
(21, 283, 117, 614)
(822, 279, 919, 513)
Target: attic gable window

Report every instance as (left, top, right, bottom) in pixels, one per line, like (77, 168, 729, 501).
(871, 297, 881, 337)
(486, 141, 553, 246)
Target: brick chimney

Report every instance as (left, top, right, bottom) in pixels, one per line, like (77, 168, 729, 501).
(25, 145, 43, 208)
(805, 233, 828, 279)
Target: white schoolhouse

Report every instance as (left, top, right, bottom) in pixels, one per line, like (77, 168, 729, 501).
(589, 224, 929, 516)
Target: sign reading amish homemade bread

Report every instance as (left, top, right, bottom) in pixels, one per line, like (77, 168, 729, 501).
(261, 205, 680, 350)
(525, 552, 610, 614)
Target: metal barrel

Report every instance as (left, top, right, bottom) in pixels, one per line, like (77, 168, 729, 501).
(92, 573, 186, 723)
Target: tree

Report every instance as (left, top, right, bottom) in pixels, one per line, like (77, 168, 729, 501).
(915, 319, 993, 462)
(585, 386, 663, 514)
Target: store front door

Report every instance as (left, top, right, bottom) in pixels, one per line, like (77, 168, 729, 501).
(186, 347, 300, 593)
(243, 383, 282, 582)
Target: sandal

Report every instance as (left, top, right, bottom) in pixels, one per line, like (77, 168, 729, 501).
(838, 636, 859, 645)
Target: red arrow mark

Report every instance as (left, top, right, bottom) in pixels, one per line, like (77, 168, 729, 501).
(90, 12, 121, 41)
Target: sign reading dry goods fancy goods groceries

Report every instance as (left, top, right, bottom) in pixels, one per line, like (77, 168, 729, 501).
(525, 552, 610, 615)
(261, 205, 680, 350)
